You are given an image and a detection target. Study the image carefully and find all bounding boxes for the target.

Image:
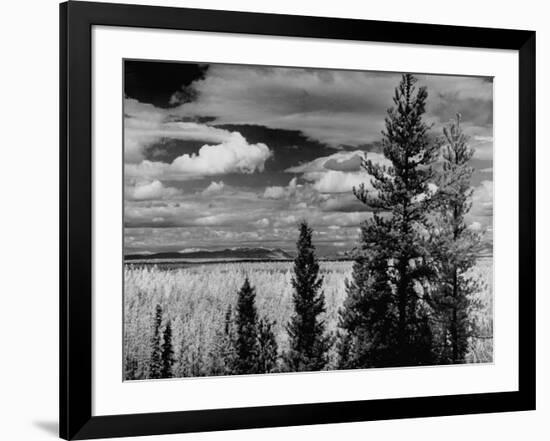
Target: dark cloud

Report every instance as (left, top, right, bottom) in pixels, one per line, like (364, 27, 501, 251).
(125, 60, 208, 107)
(143, 138, 208, 163)
(170, 65, 493, 147)
(430, 94, 493, 128)
(166, 115, 217, 124)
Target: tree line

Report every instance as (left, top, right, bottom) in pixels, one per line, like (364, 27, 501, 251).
(132, 220, 331, 379)
(125, 73, 485, 380)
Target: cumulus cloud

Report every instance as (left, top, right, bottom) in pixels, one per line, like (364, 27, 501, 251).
(286, 151, 389, 194)
(124, 99, 272, 179)
(202, 181, 225, 195)
(254, 218, 270, 228)
(171, 133, 270, 175)
(126, 131, 271, 180)
(308, 170, 371, 194)
(126, 180, 180, 201)
(263, 186, 286, 199)
(263, 177, 298, 199)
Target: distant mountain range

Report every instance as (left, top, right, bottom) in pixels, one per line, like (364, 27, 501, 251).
(126, 241, 492, 262)
(125, 247, 294, 261)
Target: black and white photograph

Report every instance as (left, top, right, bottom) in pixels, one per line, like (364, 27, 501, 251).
(1, 0, 543, 439)
(123, 60, 494, 380)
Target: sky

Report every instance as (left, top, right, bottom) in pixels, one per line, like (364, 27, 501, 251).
(124, 60, 493, 257)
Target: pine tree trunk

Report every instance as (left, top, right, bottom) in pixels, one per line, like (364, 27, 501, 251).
(451, 266, 459, 363)
(397, 258, 408, 361)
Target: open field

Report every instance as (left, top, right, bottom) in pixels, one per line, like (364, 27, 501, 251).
(124, 258, 493, 379)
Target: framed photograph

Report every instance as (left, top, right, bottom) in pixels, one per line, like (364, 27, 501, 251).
(60, 1, 536, 439)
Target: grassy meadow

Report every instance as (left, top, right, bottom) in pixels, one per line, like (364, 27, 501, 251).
(123, 258, 493, 379)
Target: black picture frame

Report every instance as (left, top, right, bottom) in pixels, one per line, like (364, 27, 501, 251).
(60, 1, 536, 439)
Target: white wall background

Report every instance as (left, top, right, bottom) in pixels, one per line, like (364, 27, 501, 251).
(0, 0, 547, 440)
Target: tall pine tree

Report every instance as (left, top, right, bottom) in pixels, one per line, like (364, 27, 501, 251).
(208, 304, 238, 375)
(257, 317, 279, 373)
(285, 221, 331, 371)
(160, 320, 174, 378)
(339, 74, 439, 368)
(234, 277, 260, 374)
(124, 354, 138, 380)
(149, 304, 163, 379)
(428, 114, 482, 363)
